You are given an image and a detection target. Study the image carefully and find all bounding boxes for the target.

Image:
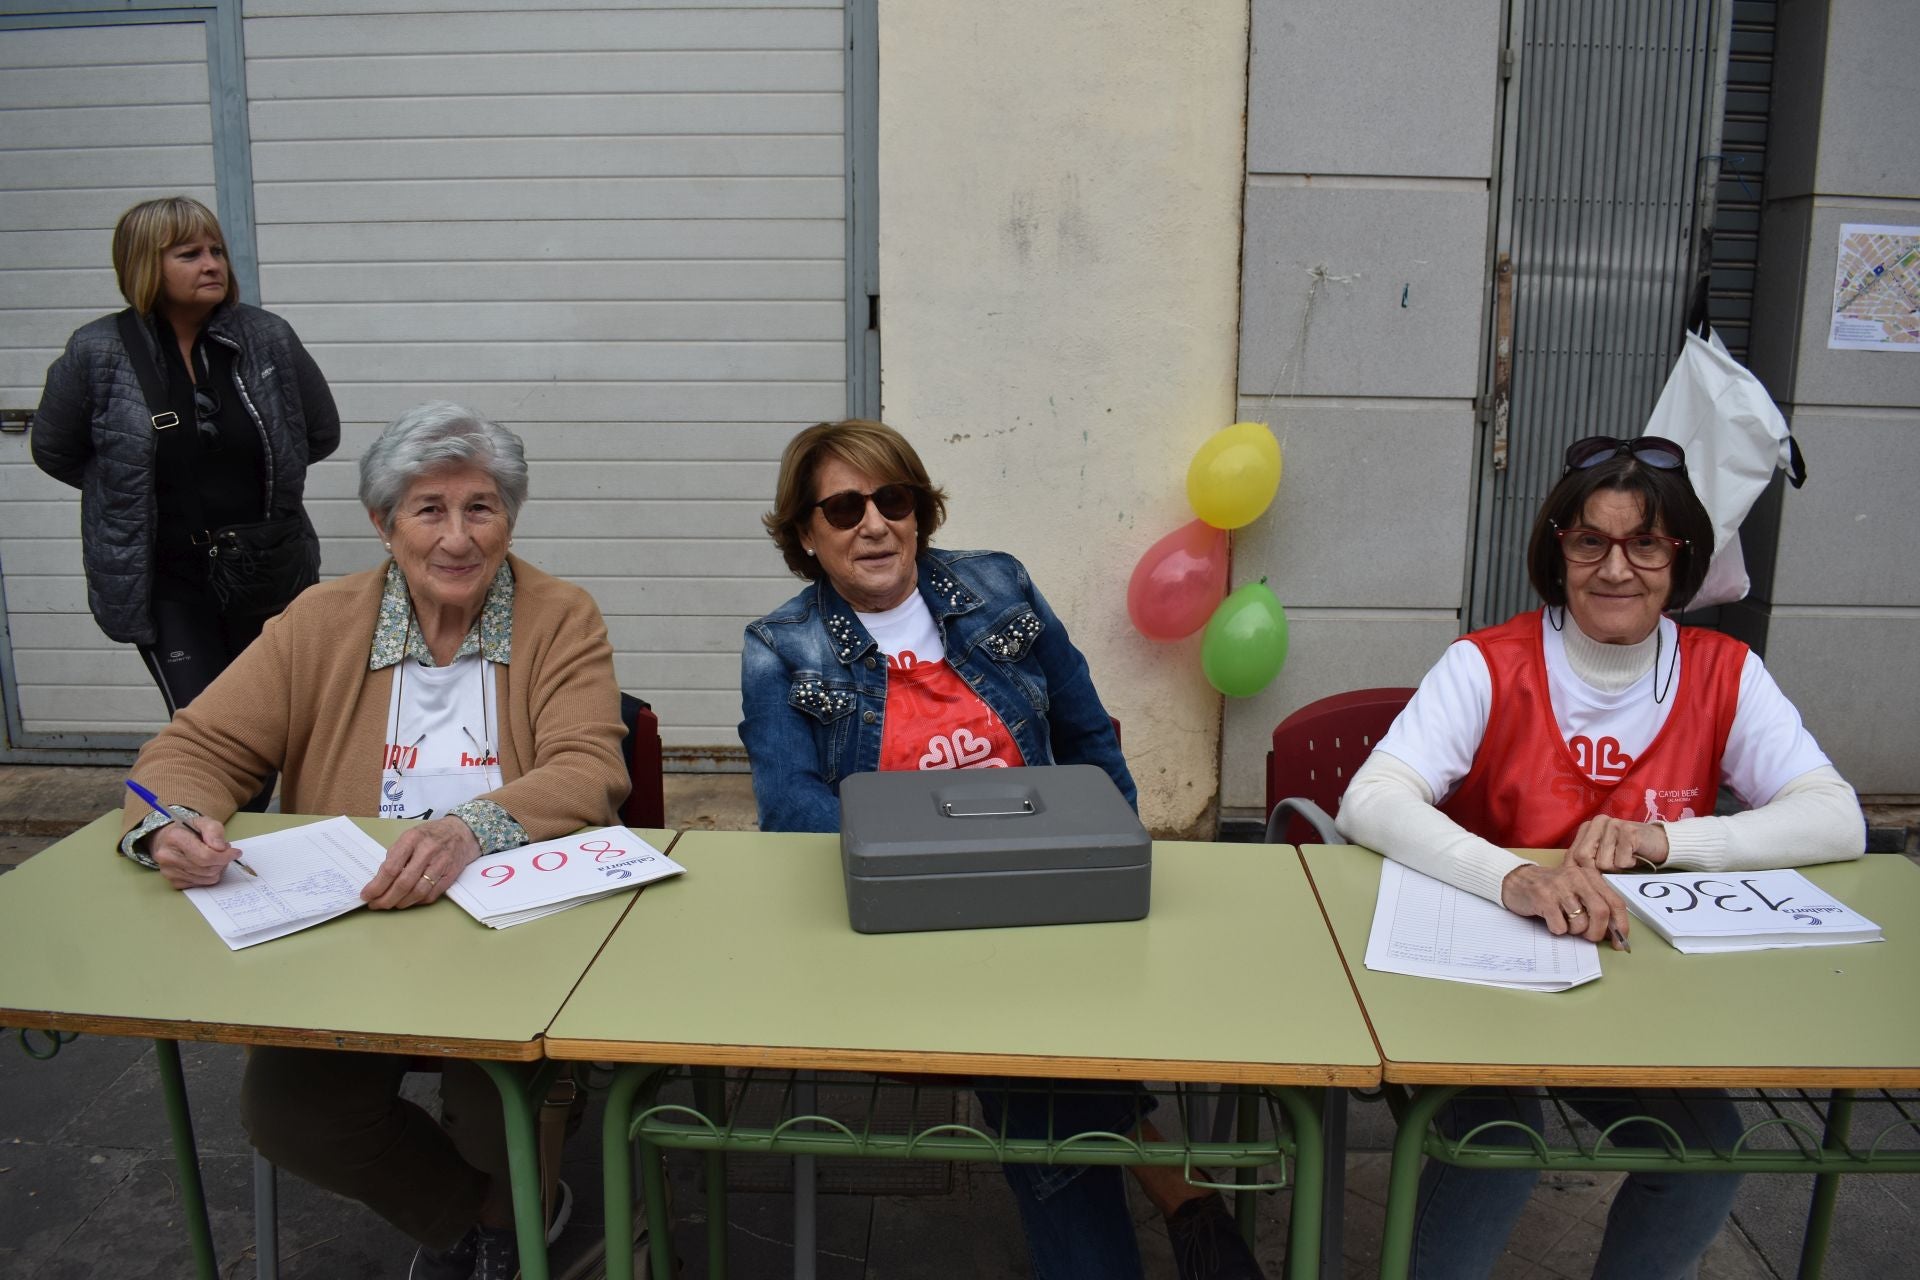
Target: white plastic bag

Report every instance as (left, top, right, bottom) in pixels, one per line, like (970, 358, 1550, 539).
(1642, 328, 1803, 608)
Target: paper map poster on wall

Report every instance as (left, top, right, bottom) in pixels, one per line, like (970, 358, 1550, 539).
(1828, 223, 1920, 351)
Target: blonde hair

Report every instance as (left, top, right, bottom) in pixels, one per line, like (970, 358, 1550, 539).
(764, 420, 948, 580)
(111, 196, 236, 315)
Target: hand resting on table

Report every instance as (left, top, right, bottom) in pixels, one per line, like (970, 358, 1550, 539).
(360, 815, 482, 910)
(1500, 860, 1631, 948)
(1565, 813, 1670, 872)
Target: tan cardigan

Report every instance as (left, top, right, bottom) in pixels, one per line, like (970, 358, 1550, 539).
(120, 554, 628, 843)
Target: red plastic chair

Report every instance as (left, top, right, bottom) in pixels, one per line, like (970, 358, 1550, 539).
(618, 693, 666, 830)
(1262, 687, 1415, 845)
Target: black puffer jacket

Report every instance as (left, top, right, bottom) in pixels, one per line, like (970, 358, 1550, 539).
(31, 303, 340, 644)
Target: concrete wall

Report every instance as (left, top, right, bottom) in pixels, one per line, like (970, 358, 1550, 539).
(875, 2, 1251, 835)
(1739, 0, 1920, 797)
(1221, 0, 1504, 813)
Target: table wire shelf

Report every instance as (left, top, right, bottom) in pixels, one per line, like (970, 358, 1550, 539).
(7, 1026, 78, 1059)
(1405, 1087, 1920, 1175)
(626, 1067, 1300, 1192)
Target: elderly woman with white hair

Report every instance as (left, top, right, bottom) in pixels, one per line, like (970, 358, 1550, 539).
(117, 401, 627, 1280)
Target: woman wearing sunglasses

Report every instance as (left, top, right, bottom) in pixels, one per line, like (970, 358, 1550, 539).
(741, 419, 1263, 1280)
(1337, 435, 1864, 1278)
(31, 195, 338, 734)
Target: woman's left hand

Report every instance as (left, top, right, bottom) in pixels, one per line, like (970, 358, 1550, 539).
(361, 816, 481, 909)
(1566, 814, 1670, 872)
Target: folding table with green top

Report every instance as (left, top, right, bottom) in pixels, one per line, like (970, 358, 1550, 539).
(0, 811, 675, 1280)
(546, 830, 1381, 1280)
(1299, 845, 1920, 1280)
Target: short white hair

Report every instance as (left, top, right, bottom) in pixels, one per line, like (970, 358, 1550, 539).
(358, 401, 529, 528)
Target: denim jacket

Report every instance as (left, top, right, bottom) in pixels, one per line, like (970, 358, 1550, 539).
(740, 547, 1136, 833)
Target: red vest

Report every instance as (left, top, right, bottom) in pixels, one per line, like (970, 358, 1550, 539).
(1438, 612, 1746, 848)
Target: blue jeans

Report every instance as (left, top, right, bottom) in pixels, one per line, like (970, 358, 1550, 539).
(1411, 1088, 1744, 1280)
(975, 1078, 1156, 1280)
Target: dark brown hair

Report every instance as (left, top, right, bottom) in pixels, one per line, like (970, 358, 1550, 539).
(764, 420, 948, 580)
(1525, 454, 1715, 612)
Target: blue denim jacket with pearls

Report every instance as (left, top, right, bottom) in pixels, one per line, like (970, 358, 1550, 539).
(739, 547, 1137, 833)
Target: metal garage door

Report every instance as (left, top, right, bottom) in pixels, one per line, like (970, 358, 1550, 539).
(0, 13, 234, 756)
(245, 0, 868, 767)
(0, 1, 875, 764)
(1468, 0, 1732, 631)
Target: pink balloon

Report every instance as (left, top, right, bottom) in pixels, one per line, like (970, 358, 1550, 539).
(1127, 519, 1230, 641)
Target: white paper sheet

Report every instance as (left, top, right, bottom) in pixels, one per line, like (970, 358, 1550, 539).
(1605, 869, 1882, 953)
(444, 826, 684, 929)
(1365, 860, 1602, 991)
(181, 817, 388, 950)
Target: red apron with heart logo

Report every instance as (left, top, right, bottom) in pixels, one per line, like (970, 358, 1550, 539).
(1438, 610, 1745, 848)
(877, 651, 1026, 774)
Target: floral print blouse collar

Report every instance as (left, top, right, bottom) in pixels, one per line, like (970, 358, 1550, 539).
(368, 560, 515, 670)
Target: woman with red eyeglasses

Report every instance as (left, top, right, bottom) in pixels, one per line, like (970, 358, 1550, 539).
(740, 419, 1265, 1280)
(1338, 435, 1863, 1278)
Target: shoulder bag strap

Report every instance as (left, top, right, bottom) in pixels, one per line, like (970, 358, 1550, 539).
(115, 308, 182, 432)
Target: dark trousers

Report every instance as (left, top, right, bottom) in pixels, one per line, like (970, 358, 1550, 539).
(136, 599, 274, 810)
(239, 1046, 502, 1250)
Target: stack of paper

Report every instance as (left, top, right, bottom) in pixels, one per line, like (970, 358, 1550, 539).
(182, 816, 388, 950)
(1365, 860, 1602, 991)
(1605, 868, 1881, 953)
(445, 825, 685, 928)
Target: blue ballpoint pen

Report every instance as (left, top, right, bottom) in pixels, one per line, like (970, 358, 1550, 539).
(125, 779, 256, 877)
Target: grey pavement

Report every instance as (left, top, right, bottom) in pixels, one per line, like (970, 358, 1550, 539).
(1, 764, 1914, 1278)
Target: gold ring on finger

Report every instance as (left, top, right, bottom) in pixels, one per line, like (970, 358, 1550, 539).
(422, 872, 437, 887)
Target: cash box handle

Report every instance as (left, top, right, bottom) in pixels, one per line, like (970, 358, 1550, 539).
(941, 797, 1035, 818)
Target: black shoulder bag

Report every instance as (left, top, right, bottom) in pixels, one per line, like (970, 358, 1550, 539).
(117, 309, 319, 616)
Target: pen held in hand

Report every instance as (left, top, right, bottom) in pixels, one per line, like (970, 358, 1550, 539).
(1609, 924, 1631, 953)
(124, 779, 257, 878)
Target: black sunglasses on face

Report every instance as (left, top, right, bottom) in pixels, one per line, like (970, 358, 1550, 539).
(811, 483, 918, 530)
(1563, 435, 1687, 473)
(192, 385, 222, 454)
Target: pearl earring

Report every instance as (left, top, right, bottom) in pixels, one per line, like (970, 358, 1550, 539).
(806, 548, 817, 557)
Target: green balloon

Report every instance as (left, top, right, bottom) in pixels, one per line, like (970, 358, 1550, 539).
(1201, 581, 1289, 697)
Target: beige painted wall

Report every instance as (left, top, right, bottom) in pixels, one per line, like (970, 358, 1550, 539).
(875, 1, 1251, 836)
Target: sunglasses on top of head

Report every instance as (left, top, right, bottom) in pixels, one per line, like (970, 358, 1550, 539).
(1562, 435, 1687, 473)
(810, 483, 919, 530)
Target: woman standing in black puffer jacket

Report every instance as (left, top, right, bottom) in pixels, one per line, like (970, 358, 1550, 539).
(32, 195, 339, 740)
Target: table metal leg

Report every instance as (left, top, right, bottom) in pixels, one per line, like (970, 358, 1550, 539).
(1271, 1087, 1323, 1280)
(1318, 1087, 1347, 1280)
(1797, 1089, 1855, 1280)
(253, 1152, 279, 1280)
(153, 1038, 219, 1280)
(1378, 1085, 1458, 1280)
(793, 1070, 817, 1280)
(640, 1136, 677, 1280)
(602, 1064, 671, 1280)
(693, 1067, 730, 1279)
(1234, 1086, 1259, 1242)
(475, 1058, 561, 1280)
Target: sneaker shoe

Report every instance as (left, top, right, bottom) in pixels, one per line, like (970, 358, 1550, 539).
(1167, 1192, 1267, 1280)
(409, 1232, 475, 1280)
(468, 1223, 520, 1280)
(407, 1181, 570, 1280)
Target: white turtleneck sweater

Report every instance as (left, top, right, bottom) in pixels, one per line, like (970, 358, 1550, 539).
(1335, 611, 1864, 905)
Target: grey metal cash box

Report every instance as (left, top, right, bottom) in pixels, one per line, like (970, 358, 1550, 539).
(838, 765, 1151, 934)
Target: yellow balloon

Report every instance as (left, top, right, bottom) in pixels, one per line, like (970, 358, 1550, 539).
(1187, 421, 1282, 529)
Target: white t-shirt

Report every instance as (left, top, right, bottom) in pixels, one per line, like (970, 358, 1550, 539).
(858, 592, 945, 667)
(1376, 612, 1831, 815)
